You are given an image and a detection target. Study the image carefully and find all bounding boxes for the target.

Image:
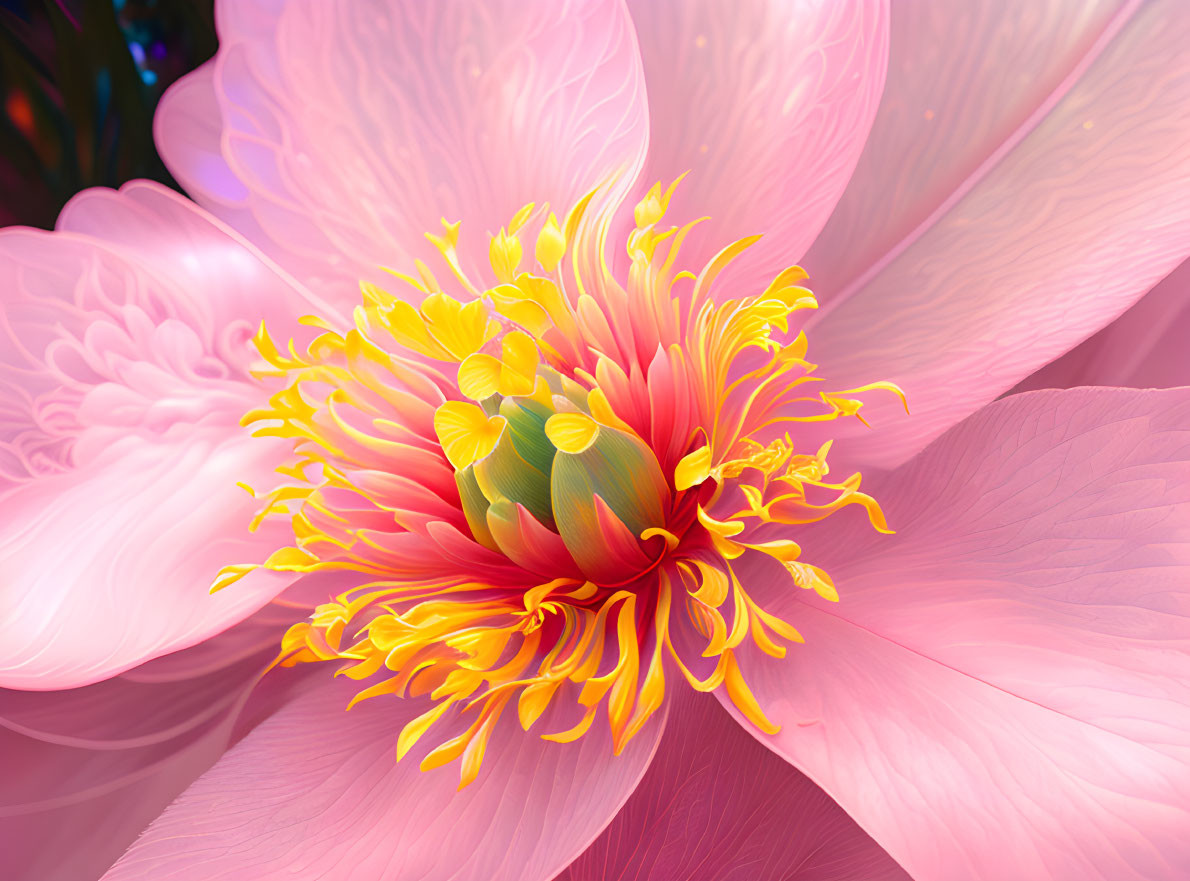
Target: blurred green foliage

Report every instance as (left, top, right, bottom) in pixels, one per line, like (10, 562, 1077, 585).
(0, 0, 215, 227)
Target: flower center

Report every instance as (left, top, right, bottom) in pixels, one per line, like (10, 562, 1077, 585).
(216, 178, 904, 785)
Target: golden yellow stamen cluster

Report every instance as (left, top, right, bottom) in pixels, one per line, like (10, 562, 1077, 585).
(218, 177, 904, 783)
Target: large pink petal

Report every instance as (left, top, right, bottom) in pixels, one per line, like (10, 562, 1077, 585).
(0, 605, 306, 881)
(556, 692, 909, 881)
(156, 0, 650, 302)
(1015, 257, 1190, 391)
(626, 0, 887, 292)
(805, 0, 1130, 299)
(101, 674, 665, 881)
(0, 196, 314, 689)
(0, 435, 299, 693)
(729, 387, 1190, 881)
(113, 600, 304, 686)
(800, 0, 1190, 469)
(56, 180, 345, 331)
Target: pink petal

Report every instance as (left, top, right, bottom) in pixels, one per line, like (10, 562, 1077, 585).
(1015, 257, 1190, 391)
(0, 202, 313, 689)
(626, 0, 887, 291)
(56, 180, 343, 331)
(113, 600, 308, 685)
(730, 387, 1190, 881)
(0, 424, 295, 692)
(806, 0, 1131, 299)
(0, 613, 299, 881)
(556, 691, 909, 881)
(101, 674, 665, 881)
(801, 0, 1190, 469)
(157, 0, 650, 302)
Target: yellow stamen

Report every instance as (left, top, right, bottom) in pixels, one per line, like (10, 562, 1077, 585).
(535, 212, 566, 272)
(489, 228, 523, 283)
(544, 412, 599, 453)
(434, 402, 506, 469)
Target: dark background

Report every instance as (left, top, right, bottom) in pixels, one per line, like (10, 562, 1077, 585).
(0, 0, 215, 228)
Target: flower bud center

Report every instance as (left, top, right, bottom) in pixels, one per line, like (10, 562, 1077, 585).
(217, 180, 904, 786)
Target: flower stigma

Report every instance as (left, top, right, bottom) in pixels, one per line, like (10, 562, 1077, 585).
(216, 178, 906, 786)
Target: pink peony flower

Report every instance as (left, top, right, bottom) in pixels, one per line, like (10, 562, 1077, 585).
(3, 2, 1190, 880)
